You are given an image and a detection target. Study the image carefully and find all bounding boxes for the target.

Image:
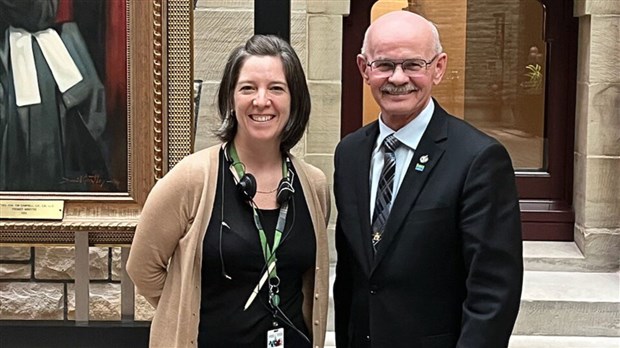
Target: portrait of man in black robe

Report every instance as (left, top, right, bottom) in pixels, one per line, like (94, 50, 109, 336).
(0, 0, 127, 192)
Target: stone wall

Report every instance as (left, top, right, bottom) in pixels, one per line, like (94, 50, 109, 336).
(572, 0, 620, 270)
(0, 246, 154, 320)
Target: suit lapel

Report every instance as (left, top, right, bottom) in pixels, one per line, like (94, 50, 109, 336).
(354, 123, 379, 271)
(371, 109, 448, 273)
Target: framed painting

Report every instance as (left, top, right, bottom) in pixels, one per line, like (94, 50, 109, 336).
(0, 0, 194, 244)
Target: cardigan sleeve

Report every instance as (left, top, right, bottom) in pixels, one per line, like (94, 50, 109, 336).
(126, 157, 198, 307)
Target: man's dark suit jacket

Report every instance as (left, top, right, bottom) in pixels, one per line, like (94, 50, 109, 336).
(333, 102, 523, 348)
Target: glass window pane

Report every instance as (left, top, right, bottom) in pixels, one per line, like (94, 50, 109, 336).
(363, 0, 547, 171)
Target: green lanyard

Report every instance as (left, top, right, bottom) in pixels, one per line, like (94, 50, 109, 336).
(229, 143, 289, 306)
(253, 204, 287, 277)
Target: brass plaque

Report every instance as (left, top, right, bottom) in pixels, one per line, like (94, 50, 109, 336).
(0, 200, 65, 220)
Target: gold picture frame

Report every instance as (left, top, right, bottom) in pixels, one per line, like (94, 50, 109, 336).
(0, 0, 193, 245)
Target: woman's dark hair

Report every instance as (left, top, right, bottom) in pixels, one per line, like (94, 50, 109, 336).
(215, 35, 311, 153)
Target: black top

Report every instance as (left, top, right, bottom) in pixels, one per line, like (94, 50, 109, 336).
(198, 149, 315, 347)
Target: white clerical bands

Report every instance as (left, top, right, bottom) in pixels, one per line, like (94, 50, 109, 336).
(9, 26, 83, 107)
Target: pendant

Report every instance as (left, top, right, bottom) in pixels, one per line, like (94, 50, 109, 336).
(271, 293, 280, 307)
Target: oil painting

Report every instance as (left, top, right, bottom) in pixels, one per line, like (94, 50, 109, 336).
(0, 0, 127, 192)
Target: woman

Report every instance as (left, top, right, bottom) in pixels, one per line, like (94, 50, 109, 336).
(127, 35, 330, 348)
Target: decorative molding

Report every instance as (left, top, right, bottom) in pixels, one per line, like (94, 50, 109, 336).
(0, 0, 193, 245)
(153, 0, 164, 180)
(167, 0, 194, 169)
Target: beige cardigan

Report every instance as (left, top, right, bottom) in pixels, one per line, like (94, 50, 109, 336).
(127, 145, 330, 348)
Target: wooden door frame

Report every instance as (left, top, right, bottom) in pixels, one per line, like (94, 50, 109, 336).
(340, 0, 577, 240)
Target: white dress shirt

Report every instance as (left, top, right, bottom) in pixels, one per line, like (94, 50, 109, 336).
(369, 99, 435, 222)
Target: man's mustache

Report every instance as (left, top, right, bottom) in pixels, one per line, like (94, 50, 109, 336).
(380, 84, 418, 94)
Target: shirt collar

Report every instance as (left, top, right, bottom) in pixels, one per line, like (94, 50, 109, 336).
(376, 99, 435, 151)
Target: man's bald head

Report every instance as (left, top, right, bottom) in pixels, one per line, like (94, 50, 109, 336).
(361, 11, 442, 57)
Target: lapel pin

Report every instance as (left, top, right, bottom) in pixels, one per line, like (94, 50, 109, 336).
(415, 154, 429, 172)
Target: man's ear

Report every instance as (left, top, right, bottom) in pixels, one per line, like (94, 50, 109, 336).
(357, 54, 370, 84)
(432, 53, 448, 85)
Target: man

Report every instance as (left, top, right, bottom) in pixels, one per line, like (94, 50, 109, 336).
(333, 11, 523, 348)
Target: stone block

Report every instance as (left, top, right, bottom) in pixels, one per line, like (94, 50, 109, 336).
(585, 83, 620, 156)
(195, 0, 252, 9)
(573, 152, 586, 225)
(291, 0, 307, 12)
(34, 247, 109, 280)
(291, 12, 308, 69)
(514, 271, 620, 336)
(514, 300, 619, 336)
(520, 241, 614, 272)
(327, 223, 336, 264)
(583, 157, 620, 228)
(193, 10, 253, 81)
(574, 225, 620, 270)
(111, 247, 121, 281)
(576, 16, 591, 85)
(67, 283, 121, 321)
(510, 336, 620, 348)
(135, 293, 156, 321)
(194, 82, 221, 152)
(303, 154, 335, 187)
(307, 82, 341, 154)
(307, 15, 343, 80)
(573, 82, 588, 155)
(196, 0, 306, 13)
(307, 0, 349, 15)
(589, 16, 620, 83)
(574, 0, 620, 16)
(0, 246, 31, 261)
(0, 264, 31, 279)
(290, 133, 307, 159)
(0, 282, 63, 320)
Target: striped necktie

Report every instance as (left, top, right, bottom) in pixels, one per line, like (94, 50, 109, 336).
(371, 133, 400, 253)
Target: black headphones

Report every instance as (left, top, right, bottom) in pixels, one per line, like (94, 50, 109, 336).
(226, 143, 295, 206)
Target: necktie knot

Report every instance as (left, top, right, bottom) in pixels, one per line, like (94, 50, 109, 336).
(383, 134, 400, 153)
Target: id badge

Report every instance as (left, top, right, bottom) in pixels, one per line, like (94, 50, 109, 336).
(266, 327, 284, 348)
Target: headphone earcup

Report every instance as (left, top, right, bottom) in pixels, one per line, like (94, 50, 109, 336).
(237, 173, 257, 201)
(276, 177, 295, 205)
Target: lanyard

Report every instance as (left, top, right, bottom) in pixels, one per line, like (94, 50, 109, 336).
(229, 144, 290, 309)
(252, 202, 287, 277)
